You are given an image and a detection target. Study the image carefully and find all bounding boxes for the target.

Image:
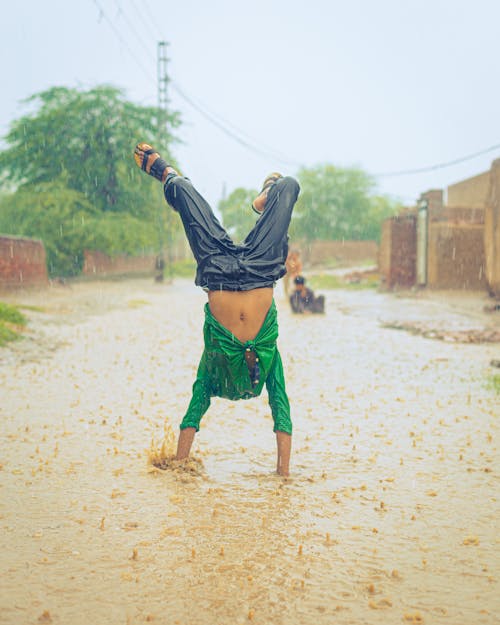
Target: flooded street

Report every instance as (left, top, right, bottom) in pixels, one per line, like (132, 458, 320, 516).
(0, 278, 498, 625)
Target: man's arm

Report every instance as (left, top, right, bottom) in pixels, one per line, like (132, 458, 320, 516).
(179, 351, 212, 431)
(265, 349, 292, 435)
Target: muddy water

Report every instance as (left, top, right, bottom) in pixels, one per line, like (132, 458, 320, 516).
(0, 279, 498, 624)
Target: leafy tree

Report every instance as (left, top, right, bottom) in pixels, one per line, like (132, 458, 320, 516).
(0, 85, 180, 215)
(218, 165, 400, 247)
(291, 164, 400, 242)
(0, 85, 183, 275)
(218, 187, 260, 242)
(360, 194, 401, 240)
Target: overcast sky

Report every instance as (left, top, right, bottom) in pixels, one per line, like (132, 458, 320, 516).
(3, 0, 500, 207)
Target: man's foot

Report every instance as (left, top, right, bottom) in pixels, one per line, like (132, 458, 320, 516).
(134, 142, 176, 183)
(252, 172, 283, 214)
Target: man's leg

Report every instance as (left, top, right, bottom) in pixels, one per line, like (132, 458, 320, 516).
(164, 176, 237, 262)
(238, 177, 300, 288)
(134, 143, 238, 288)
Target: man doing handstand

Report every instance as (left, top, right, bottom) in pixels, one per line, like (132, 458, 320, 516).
(134, 143, 300, 476)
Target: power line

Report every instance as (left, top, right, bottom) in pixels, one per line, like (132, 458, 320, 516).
(170, 81, 303, 167)
(92, 2, 499, 178)
(92, 2, 303, 166)
(92, 1, 300, 165)
(113, 0, 156, 60)
(169, 80, 301, 166)
(127, 0, 165, 44)
(139, 0, 165, 40)
(374, 143, 500, 177)
(92, 0, 157, 85)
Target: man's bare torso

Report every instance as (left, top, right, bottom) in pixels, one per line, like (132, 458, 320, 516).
(208, 287, 273, 343)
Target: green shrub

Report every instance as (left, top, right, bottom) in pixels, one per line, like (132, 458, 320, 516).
(0, 302, 27, 345)
(170, 259, 197, 278)
(0, 324, 20, 346)
(488, 374, 500, 393)
(0, 302, 27, 326)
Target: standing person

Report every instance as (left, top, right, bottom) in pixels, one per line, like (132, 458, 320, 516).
(284, 249, 303, 296)
(134, 143, 300, 476)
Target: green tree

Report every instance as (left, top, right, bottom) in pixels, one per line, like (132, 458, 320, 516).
(218, 187, 260, 242)
(291, 164, 400, 242)
(0, 85, 182, 276)
(0, 85, 180, 215)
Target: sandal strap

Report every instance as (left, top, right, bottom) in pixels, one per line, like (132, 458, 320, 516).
(149, 156, 169, 182)
(140, 148, 156, 171)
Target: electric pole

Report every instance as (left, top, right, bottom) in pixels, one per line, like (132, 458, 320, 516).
(156, 41, 169, 281)
(157, 41, 169, 132)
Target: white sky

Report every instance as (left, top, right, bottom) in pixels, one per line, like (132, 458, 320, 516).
(3, 0, 500, 207)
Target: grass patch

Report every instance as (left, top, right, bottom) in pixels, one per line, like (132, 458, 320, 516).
(0, 302, 27, 346)
(488, 374, 500, 393)
(0, 302, 27, 325)
(127, 299, 150, 309)
(18, 304, 45, 313)
(0, 324, 20, 345)
(309, 273, 379, 291)
(169, 259, 197, 278)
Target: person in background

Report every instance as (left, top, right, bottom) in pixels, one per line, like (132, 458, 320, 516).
(289, 275, 325, 314)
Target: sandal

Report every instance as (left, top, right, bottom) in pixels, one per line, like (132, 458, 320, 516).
(134, 142, 171, 182)
(252, 172, 283, 214)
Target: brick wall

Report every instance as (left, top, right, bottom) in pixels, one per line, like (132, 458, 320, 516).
(427, 223, 486, 290)
(485, 159, 500, 296)
(447, 170, 490, 209)
(0, 235, 48, 289)
(82, 250, 157, 277)
(297, 240, 378, 267)
(379, 214, 417, 289)
(430, 207, 484, 225)
(420, 189, 444, 221)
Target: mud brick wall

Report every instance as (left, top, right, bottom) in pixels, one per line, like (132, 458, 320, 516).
(420, 189, 444, 221)
(83, 250, 156, 277)
(427, 223, 486, 290)
(447, 170, 490, 209)
(298, 240, 378, 267)
(0, 235, 48, 289)
(485, 159, 500, 297)
(432, 207, 484, 225)
(379, 215, 417, 289)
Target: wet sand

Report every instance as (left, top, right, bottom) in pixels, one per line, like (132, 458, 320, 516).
(0, 278, 498, 624)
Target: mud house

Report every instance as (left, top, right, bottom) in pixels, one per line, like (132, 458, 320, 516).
(379, 158, 500, 296)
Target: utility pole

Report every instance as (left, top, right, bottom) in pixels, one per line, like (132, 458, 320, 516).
(156, 41, 169, 281)
(157, 41, 169, 130)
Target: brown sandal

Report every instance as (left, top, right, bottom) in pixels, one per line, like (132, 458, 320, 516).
(252, 172, 283, 214)
(134, 142, 170, 182)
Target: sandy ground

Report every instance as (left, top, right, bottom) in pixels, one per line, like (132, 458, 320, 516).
(0, 277, 499, 625)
